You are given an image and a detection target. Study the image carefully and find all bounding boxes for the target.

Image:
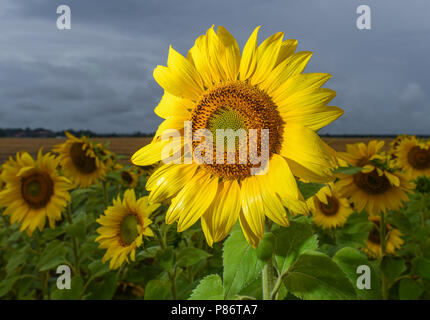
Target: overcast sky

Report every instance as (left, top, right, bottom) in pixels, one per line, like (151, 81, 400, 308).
(0, 0, 429, 135)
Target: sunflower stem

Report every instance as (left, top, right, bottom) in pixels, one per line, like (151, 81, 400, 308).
(66, 204, 80, 276)
(262, 258, 276, 300)
(379, 212, 389, 300)
(102, 180, 109, 209)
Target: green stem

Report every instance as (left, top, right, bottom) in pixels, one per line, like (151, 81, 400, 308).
(420, 196, 426, 228)
(154, 226, 177, 299)
(379, 212, 389, 300)
(66, 204, 80, 275)
(102, 181, 109, 209)
(262, 258, 276, 300)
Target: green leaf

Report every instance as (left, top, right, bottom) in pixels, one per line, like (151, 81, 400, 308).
(88, 260, 110, 278)
(85, 273, 118, 300)
(189, 274, 223, 300)
(333, 247, 382, 299)
(336, 211, 373, 248)
(37, 240, 68, 272)
(65, 219, 86, 240)
(273, 221, 318, 274)
(156, 246, 175, 270)
(223, 225, 265, 299)
(413, 257, 430, 280)
(333, 166, 362, 175)
(297, 181, 325, 200)
(176, 247, 211, 268)
(380, 256, 406, 285)
(6, 246, 29, 276)
(398, 279, 423, 300)
(0, 276, 20, 298)
(144, 279, 171, 300)
(51, 276, 84, 300)
(283, 250, 356, 300)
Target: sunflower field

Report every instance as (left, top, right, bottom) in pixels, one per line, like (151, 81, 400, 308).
(1, 26, 430, 301)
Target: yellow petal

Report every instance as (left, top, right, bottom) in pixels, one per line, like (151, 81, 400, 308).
(239, 26, 260, 81)
(153, 46, 203, 100)
(281, 124, 336, 183)
(240, 176, 265, 240)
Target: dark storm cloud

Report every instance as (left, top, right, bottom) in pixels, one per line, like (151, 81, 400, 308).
(0, 0, 429, 134)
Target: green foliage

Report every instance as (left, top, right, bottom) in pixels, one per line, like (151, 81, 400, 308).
(283, 250, 356, 300)
(189, 274, 223, 300)
(222, 224, 265, 299)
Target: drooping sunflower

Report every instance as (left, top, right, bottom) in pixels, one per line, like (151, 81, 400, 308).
(336, 162, 412, 215)
(117, 165, 139, 188)
(308, 183, 353, 230)
(362, 216, 404, 259)
(53, 132, 108, 188)
(337, 140, 385, 168)
(132, 26, 343, 247)
(95, 189, 160, 269)
(0, 150, 72, 235)
(394, 136, 430, 180)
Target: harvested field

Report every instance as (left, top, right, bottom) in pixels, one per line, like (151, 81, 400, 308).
(0, 137, 394, 164)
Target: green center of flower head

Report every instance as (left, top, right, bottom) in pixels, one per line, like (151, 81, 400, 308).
(208, 108, 247, 135)
(27, 180, 42, 197)
(120, 214, 140, 245)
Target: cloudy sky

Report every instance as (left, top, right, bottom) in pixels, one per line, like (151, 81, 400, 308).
(0, 0, 429, 135)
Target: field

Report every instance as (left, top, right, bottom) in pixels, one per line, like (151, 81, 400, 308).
(0, 137, 393, 163)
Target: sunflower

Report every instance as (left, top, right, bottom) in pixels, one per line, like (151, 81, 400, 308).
(389, 134, 410, 159)
(117, 165, 139, 188)
(0, 150, 72, 235)
(0, 166, 5, 191)
(308, 183, 353, 229)
(132, 26, 343, 247)
(336, 162, 412, 215)
(53, 132, 108, 188)
(362, 216, 404, 259)
(95, 189, 160, 269)
(337, 140, 385, 168)
(394, 136, 430, 180)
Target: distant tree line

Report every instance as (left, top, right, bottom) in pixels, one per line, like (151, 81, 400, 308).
(0, 128, 155, 138)
(0, 128, 428, 138)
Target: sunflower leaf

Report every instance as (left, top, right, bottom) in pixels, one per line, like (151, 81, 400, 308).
(333, 247, 382, 299)
(283, 250, 357, 300)
(223, 224, 265, 299)
(273, 220, 318, 274)
(297, 181, 325, 200)
(189, 274, 223, 300)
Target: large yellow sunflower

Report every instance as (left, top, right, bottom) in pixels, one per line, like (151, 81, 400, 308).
(394, 136, 430, 180)
(336, 162, 412, 215)
(308, 183, 353, 230)
(362, 216, 404, 259)
(95, 189, 160, 269)
(53, 132, 108, 188)
(0, 150, 72, 235)
(132, 26, 343, 247)
(388, 134, 410, 159)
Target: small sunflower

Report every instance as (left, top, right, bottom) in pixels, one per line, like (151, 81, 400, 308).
(308, 183, 353, 229)
(362, 216, 404, 259)
(53, 132, 108, 188)
(95, 189, 160, 269)
(132, 25, 343, 247)
(0, 150, 72, 235)
(117, 165, 139, 188)
(394, 136, 430, 180)
(336, 163, 412, 215)
(337, 140, 385, 167)
(389, 134, 410, 159)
